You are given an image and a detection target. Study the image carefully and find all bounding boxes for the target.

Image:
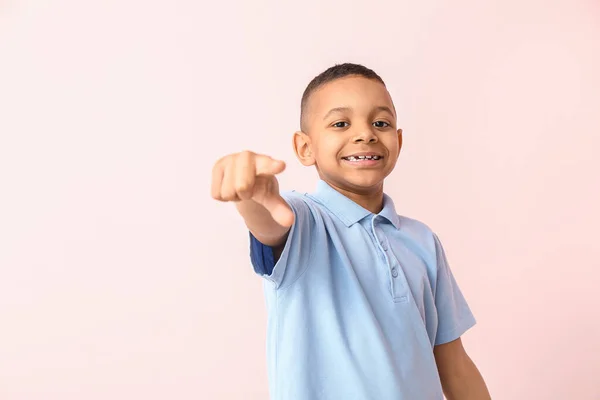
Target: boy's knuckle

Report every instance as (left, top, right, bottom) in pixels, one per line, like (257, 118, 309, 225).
(236, 184, 249, 193)
(239, 150, 254, 160)
(222, 191, 235, 201)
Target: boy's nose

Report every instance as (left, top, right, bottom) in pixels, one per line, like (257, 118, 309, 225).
(352, 129, 378, 143)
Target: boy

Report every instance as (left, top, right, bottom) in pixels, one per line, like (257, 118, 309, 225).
(211, 63, 490, 399)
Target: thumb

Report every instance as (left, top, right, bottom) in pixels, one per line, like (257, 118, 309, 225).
(255, 156, 286, 176)
(262, 194, 295, 228)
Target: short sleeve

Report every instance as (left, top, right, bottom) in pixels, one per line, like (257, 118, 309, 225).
(249, 191, 315, 289)
(433, 233, 477, 345)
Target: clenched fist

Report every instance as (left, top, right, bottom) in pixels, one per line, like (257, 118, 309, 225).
(211, 151, 294, 228)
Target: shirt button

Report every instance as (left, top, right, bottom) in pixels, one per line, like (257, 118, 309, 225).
(380, 241, 388, 251)
(391, 268, 399, 278)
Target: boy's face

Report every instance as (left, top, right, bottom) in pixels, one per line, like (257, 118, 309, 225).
(294, 76, 402, 194)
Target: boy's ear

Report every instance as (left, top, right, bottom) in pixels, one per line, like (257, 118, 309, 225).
(397, 128, 403, 157)
(293, 131, 315, 166)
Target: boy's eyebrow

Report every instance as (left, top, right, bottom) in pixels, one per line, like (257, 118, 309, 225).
(322, 106, 395, 120)
(375, 106, 395, 116)
(322, 107, 351, 120)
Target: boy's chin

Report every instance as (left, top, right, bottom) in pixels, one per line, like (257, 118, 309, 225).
(333, 173, 387, 191)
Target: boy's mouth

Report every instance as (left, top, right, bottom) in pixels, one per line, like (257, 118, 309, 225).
(341, 153, 384, 166)
(341, 153, 383, 162)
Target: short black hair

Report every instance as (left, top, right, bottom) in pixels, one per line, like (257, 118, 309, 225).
(300, 63, 387, 132)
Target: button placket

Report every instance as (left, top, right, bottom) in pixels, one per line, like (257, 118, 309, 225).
(371, 216, 390, 271)
(371, 218, 407, 302)
(380, 239, 388, 251)
(379, 235, 397, 281)
(388, 253, 409, 303)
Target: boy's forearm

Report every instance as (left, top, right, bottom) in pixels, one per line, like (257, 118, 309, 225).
(235, 199, 290, 247)
(440, 355, 491, 400)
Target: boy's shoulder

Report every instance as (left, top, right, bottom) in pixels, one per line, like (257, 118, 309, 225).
(279, 188, 444, 263)
(281, 189, 437, 237)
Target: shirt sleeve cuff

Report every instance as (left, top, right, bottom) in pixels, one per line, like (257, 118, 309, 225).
(249, 232, 275, 276)
(434, 313, 477, 345)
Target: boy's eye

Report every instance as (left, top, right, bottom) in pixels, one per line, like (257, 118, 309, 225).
(373, 121, 390, 128)
(333, 121, 349, 128)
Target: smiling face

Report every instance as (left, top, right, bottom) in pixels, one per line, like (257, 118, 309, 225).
(294, 75, 403, 196)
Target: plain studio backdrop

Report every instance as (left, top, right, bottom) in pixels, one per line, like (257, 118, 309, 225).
(1, 0, 599, 399)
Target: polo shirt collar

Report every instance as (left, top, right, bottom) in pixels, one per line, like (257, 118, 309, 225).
(310, 179, 401, 229)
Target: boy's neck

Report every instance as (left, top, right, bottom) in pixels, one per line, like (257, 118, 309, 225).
(328, 181, 385, 214)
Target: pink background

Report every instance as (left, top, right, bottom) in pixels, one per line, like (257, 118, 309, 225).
(1, 0, 599, 399)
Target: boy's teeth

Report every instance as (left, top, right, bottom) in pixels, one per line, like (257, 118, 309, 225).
(345, 155, 381, 161)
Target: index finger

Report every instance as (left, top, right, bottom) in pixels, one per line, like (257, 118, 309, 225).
(254, 155, 286, 176)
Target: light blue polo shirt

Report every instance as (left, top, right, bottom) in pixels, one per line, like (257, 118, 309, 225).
(249, 179, 476, 400)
